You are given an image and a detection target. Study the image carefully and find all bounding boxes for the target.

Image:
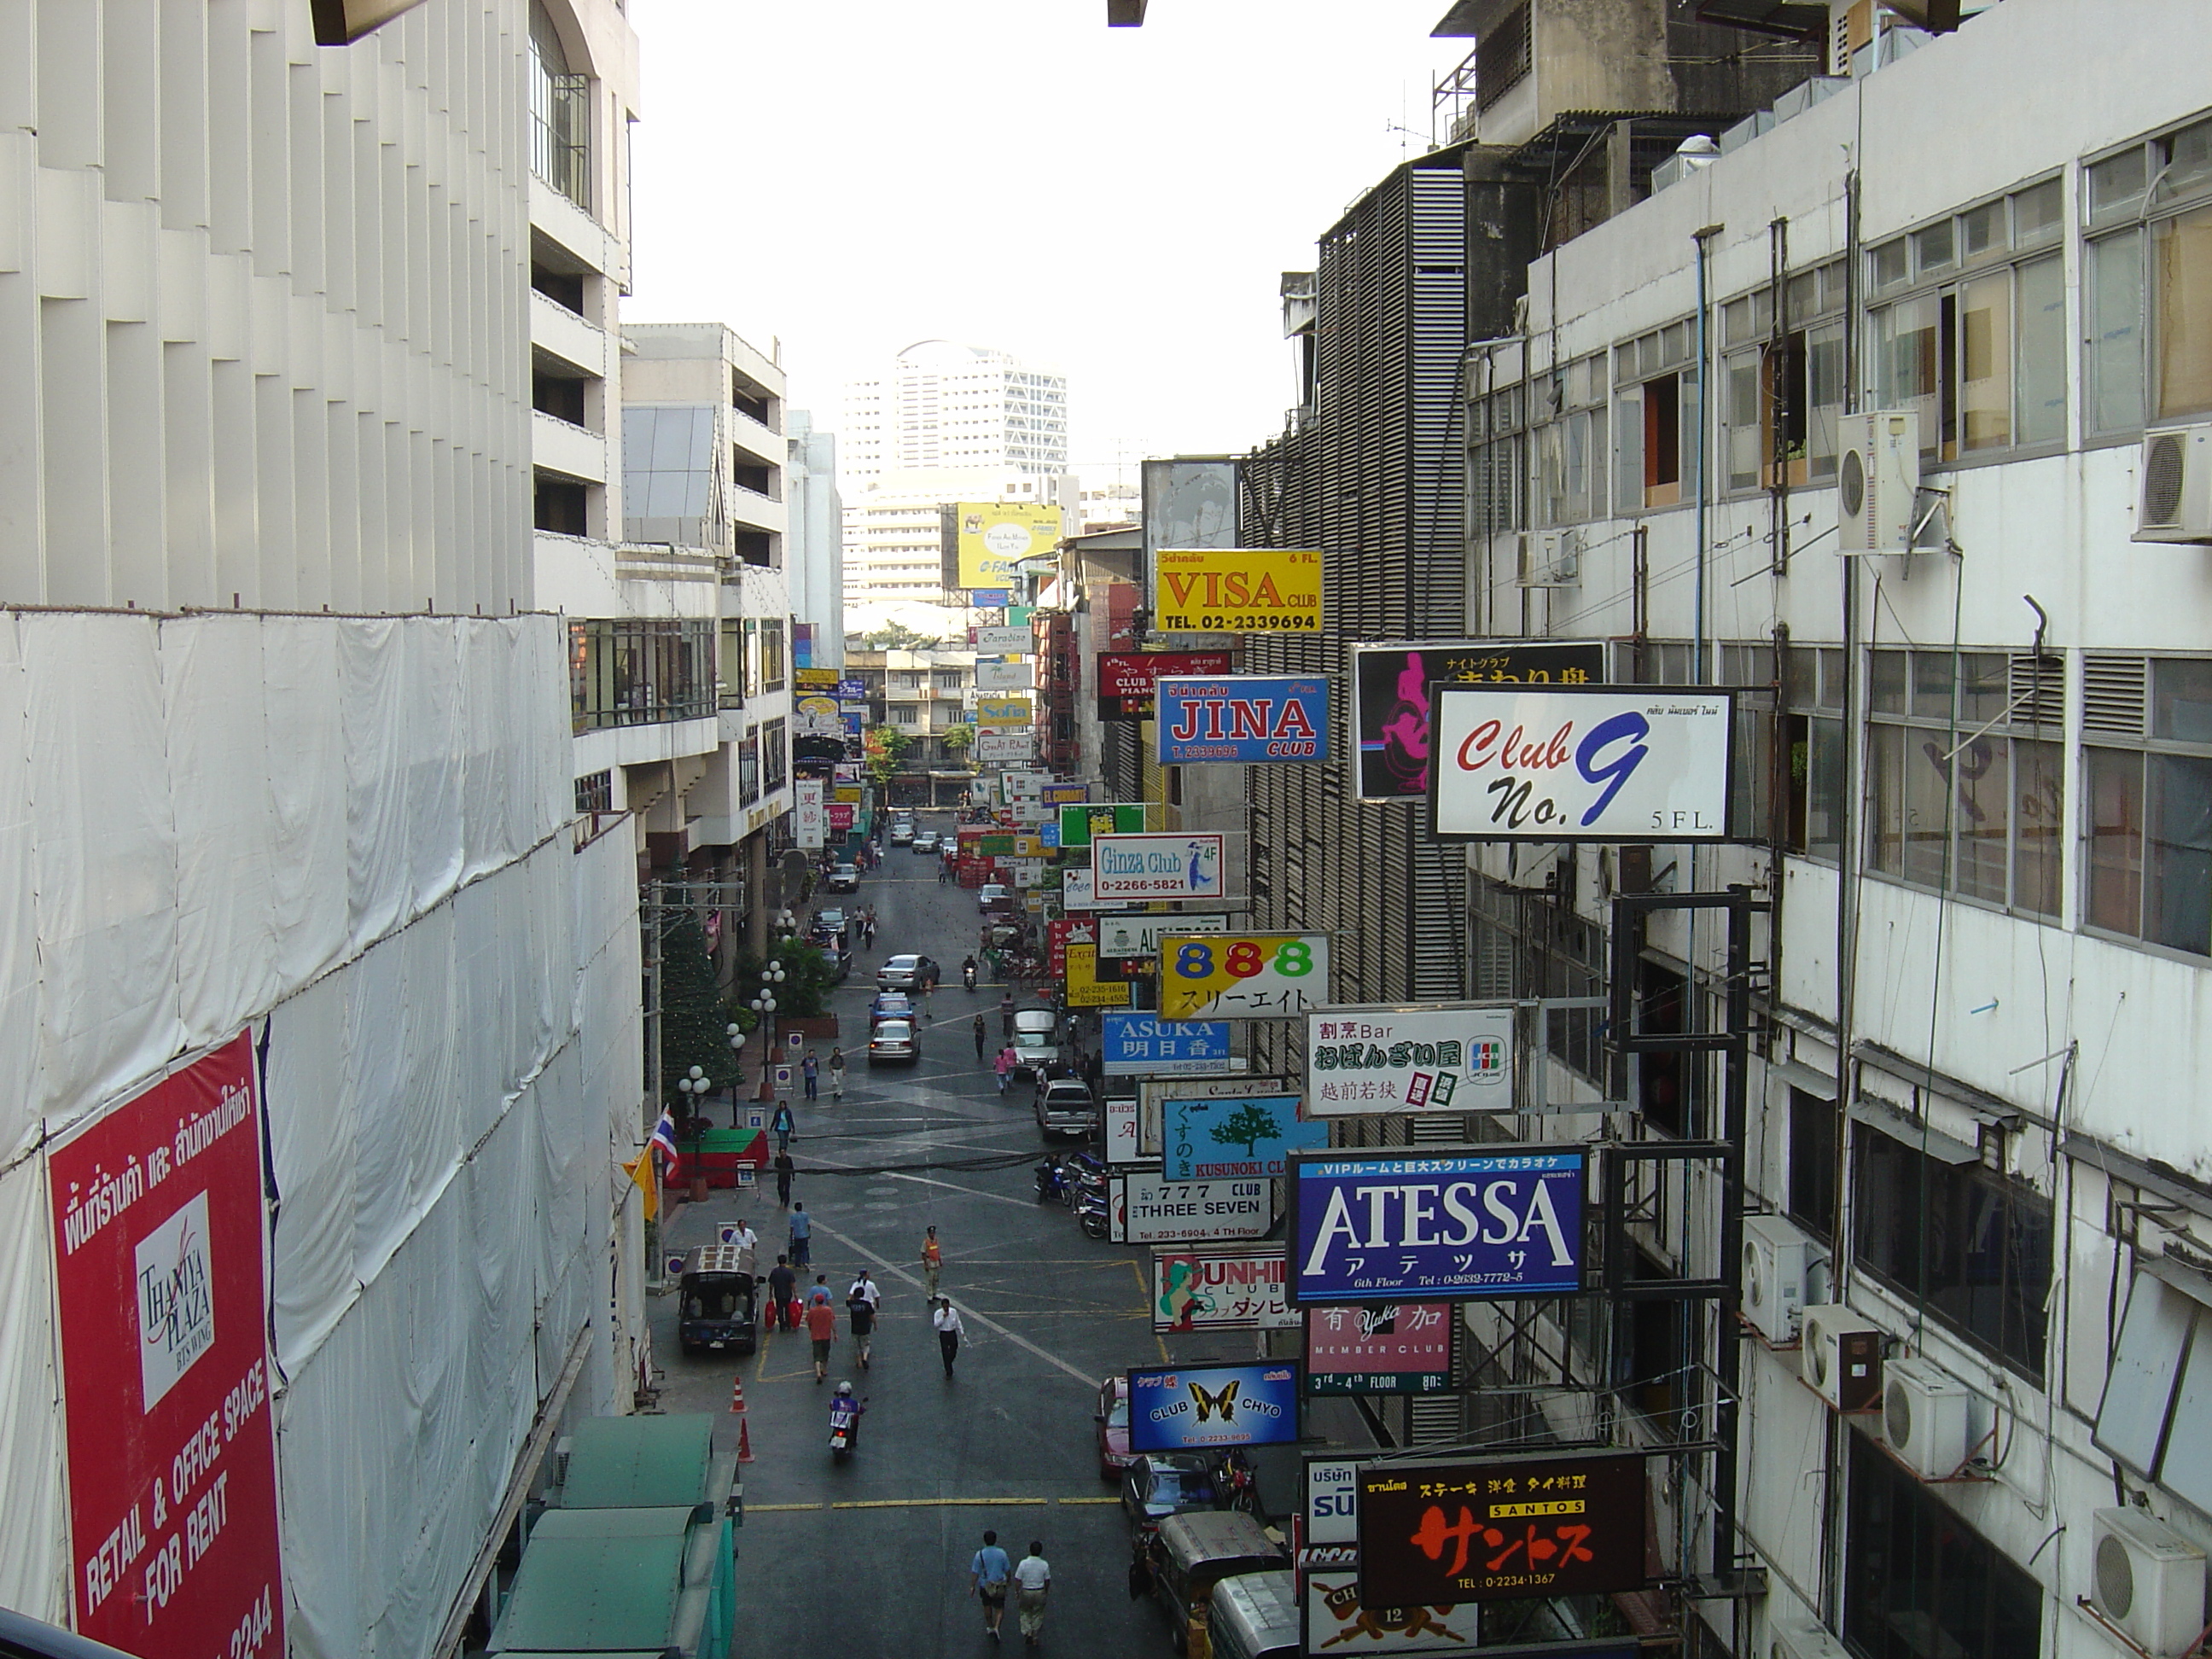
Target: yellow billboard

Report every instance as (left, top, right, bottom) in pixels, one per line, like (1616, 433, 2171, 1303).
(1153, 547, 1324, 633)
(957, 504, 1064, 590)
(1063, 943, 1133, 1008)
(975, 695, 1033, 726)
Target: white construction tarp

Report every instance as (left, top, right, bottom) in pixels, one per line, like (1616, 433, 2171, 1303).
(0, 609, 638, 1659)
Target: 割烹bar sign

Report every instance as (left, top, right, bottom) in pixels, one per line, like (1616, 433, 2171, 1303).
(1358, 1452, 1646, 1604)
(1288, 1147, 1585, 1304)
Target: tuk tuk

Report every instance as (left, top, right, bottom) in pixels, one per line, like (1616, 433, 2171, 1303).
(677, 1245, 756, 1356)
(1149, 1511, 1284, 1657)
(1207, 1569, 1297, 1659)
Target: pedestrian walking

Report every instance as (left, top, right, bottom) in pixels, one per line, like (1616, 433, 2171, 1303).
(994, 1045, 1016, 1095)
(765, 1254, 798, 1331)
(774, 1149, 795, 1207)
(1013, 1543, 1051, 1645)
(801, 1049, 819, 1101)
(973, 1014, 988, 1061)
(729, 1218, 759, 1278)
(771, 1101, 795, 1155)
(937, 858, 950, 885)
(806, 1272, 833, 1308)
(969, 1530, 1012, 1641)
(920, 1225, 943, 1299)
(846, 1270, 881, 1369)
(828, 1047, 846, 1101)
(789, 1201, 812, 1269)
(804, 1293, 838, 1383)
(933, 1297, 964, 1378)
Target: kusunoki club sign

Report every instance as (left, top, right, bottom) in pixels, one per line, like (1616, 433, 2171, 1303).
(1288, 1148, 1586, 1305)
(1155, 676, 1330, 764)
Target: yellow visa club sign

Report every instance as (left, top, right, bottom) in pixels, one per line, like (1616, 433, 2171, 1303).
(1153, 548, 1322, 633)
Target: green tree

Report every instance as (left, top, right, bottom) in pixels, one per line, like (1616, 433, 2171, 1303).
(863, 725, 911, 784)
(735, 940, 840, 1022)
(659, 914, 725, 1118)
(1210, 1103, 1284, 1157)
(940, 724, 975, 765)
(859, 620, 945, 650)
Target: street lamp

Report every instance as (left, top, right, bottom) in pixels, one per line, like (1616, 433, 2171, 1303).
(725, 1022, 747, 1125)
(675, 1066, 710, 1136)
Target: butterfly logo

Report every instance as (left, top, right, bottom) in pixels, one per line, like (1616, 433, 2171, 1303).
(1190, 1380, 1240, 1423)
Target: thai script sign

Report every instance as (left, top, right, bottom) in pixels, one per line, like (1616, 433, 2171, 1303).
(1139, 1073, 1275, 1160)
(1156, 675, 1330, 763)
(1156, 932, 1328, 1020)
(1430, 684, 1733, 841)
(1062, 942, 1132, 1008)
(1097, 651, 1235, 720)
(1358, 1452, 1646, 1605)
(1350, 643, 1607, 800)
(1307, 1303, 1454, 1394)
(1161, 1093, 1326, 1180)
(1114, 1168, 1272, 1244)
(1153, 546, 1323, 633)
(1101, 1013, 1233, 1076)
(1289, 1148, 1586, 1304)
(1150, 1244, 1294, 1332)
(1091, 833, 1224, 902)
(1099, 913, 1227, 961)
(1128, 1362, 1301, 1452)
(1304, 1005, 1513, 1116)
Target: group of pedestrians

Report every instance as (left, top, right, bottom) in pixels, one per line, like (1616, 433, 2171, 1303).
(969, 1531, 1051, 1645)
(799, 1047, 845, 1103)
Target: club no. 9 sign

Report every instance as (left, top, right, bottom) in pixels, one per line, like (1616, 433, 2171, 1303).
(1155, 933, 1330, 1021)
(1428, 685, 1733, 842)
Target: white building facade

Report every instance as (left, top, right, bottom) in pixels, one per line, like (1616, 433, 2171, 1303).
(0, 3, 652, 1655)
(1458, 4, 2212, 1657)
(838, 338, 1068, 488)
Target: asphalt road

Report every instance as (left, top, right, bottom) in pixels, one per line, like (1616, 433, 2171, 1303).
(649, 814, 1191, 1657)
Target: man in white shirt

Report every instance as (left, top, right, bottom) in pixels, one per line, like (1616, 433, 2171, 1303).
(1012, 1542, 1051, 1645)
(729, 1220, 758, 1278)
(932, 1297, 964, 1378)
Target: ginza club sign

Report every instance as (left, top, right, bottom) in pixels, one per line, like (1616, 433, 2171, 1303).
(1429, 684, 1733, 842)
(1288, 1148, 1586, 1305)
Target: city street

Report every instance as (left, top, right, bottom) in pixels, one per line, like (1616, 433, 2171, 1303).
(651, 816, 1183, 1656)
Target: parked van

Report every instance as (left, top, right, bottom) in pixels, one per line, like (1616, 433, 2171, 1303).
(1207, 1569, 1297, 1659)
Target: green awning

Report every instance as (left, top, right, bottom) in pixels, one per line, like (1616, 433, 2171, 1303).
(561, 1415, 717, 1510)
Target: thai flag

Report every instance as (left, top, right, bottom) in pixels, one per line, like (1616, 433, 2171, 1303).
(650, 1109, 681, 1179)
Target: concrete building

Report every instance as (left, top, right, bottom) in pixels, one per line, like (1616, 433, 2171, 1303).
(785, 410, 847, 672)
(0, 2, 649, 1653)
(844, 647, 981, 807)
(1445, 3, 2212, 1656)
(617, 323, 797, 959)
(839, 339, 1068, 488)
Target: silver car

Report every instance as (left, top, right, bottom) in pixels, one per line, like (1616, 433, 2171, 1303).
(1035, 1078, 1097, 1138)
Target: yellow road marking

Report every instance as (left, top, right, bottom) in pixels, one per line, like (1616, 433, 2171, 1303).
(831, 1497, 1050, 1509)
(1057, 1496, 1121, 1505)
(747, 1502, 824, 1512)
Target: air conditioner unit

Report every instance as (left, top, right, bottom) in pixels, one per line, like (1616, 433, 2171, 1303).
(1881, 1356, 1975, 1479)
(2091, 1508, 2208, 1658)
(1800, 1305, 1883, 1411)
(1516, 529, 1581, 588)
(1837, 410, 1921, 553)
(2133, 424, 2212, 543)
(1772, 1621, 1852, 1659)
(1741, 1214, 1814, 1343)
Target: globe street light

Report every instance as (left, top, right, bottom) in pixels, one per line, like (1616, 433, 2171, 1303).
(725, 1022, 748, 1126)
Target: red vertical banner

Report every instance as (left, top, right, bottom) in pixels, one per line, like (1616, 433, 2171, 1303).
(48, 1032, 284, 1657)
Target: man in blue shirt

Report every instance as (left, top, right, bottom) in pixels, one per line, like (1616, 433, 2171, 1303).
(969, 1529, 1012, 1641)
(789, 1202, 812, 1268)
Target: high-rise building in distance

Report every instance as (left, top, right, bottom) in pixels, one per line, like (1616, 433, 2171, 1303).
(840, 341, 1068, 486)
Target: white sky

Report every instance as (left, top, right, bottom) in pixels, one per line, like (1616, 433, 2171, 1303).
(620, 0, 1473, 486)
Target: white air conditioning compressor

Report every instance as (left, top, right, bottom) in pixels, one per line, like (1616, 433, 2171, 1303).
(1800, 1305, 1884, 1411)
(2133, 424, 2212, 544)
(1771, 1621, 1852, 1659)
(1741, 1214, 1814, 1343)
(1516, 528, 1581, 588)
(1837, 410, 1921, 553)
(1880, 1356, 1975, 1479)
(2091, 1508, 2207, 1658)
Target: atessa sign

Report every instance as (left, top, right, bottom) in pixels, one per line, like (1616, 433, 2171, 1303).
(1289, 1148, 1586, 1305)
(1357, 1452, 1647, 1605)
(1097, 652, 1234, 721)
(1429, 684, 1733, 841)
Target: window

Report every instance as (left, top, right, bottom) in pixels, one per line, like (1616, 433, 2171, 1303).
(2085, 655, 2212, 956)
(760, 620, 785, 691)
(533, 370, 587, 426)
(1470, 383, 1527, 538)
(568, 619, 714, 734)
(1844, 1435, 2041, 1659)
(2087, 119, 2212, 435)
(527, 2, 590, 212)
(736, 730, 760, 806)
(1783, 645, 1846, 862)
(890, 671, 923, 692)
(2094, 1269, 2212, 1511)
(1787, 1086, 1837, 1243)
(1467, 876, 1606, 1089)
(1866, 649, 2063, 918)
(1853, 1119, 2052, 1380)
(760, 719, 788, 794)
(1871, 242, 2065, 461)
(1613, 324, 1697, 512)
(1721, 264, 1848, 492)
(573, 770, 612, 814)
(534, 474, 588, 536)
(934, 670, 964, 692)
(1533, 355, 1607, 525)
(890, 704, 920, 726)
(718, 620, 742, 709)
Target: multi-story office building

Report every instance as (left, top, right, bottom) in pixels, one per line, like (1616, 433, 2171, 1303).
(785, 410, 847, 672)
(0, 2, 650, 1652)
(839, 339, 1068, 488)
(845, 648, 981, 806)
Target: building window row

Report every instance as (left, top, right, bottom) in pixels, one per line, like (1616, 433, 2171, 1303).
(568, 619, 714, 734)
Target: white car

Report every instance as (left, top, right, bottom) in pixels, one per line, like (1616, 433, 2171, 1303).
(912, 831, 941, 854)
(978, 882, 1012, 914)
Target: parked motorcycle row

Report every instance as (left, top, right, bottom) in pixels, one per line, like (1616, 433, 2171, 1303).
(1035, 1151, 1109, 1239)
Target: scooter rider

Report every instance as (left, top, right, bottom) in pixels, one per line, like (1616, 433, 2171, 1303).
(829, 1381, 865, 1451)
(962, 954, 978, 991)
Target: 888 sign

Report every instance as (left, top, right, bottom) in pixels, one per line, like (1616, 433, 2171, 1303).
(1155, 933, 1330, 1022)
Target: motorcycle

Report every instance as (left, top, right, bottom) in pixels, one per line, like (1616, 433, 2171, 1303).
(1034, 1158, 1074, 1207)
(1075, 1192, 1109, 1240)
(963, 962, 977, 992)
(829, 1393, 864, 1461)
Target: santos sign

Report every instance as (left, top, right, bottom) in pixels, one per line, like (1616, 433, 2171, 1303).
(1289, 1148, 1586, 1304)
(1430, 684, 1732, 841)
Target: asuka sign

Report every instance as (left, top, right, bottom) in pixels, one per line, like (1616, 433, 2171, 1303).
(1429, 684, 1732, 841)
(1288, 1148, 1586, 1305)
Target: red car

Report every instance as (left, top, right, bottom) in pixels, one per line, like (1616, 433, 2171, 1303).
(1094, 1377, 1135, 1481)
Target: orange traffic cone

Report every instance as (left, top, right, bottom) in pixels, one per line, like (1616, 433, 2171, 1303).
(737, 1417, 755, 1464)
(730, 1377, 746, 1414)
